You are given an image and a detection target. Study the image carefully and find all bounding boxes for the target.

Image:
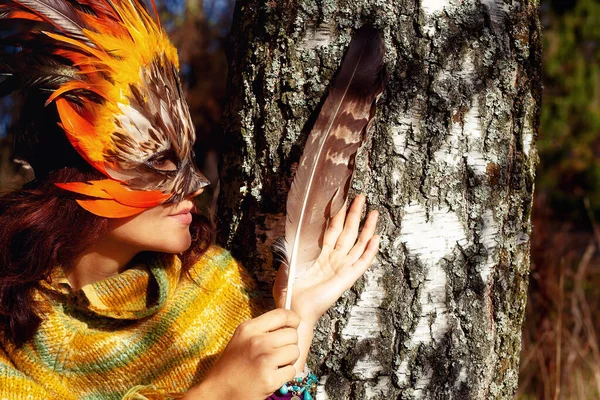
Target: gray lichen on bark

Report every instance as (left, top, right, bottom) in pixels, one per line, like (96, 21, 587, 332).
(219, 0, 540, 398)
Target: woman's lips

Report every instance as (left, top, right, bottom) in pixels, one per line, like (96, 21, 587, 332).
(169, 210, 193, 224)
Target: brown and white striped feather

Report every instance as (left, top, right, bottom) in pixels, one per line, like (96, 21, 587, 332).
(283, 27, 386, 309)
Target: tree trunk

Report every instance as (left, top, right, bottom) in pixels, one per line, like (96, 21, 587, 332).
(218, 1, 541, 398)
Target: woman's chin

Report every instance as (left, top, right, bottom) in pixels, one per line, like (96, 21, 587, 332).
(147, 230, 192, 254)
(164, 237, 192, 254)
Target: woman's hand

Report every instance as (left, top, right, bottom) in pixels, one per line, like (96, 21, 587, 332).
(185, 309, 301, 400)
(273, 194, 380, 326)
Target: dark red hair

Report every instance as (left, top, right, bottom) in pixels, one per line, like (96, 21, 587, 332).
(0, 167, 212, 346)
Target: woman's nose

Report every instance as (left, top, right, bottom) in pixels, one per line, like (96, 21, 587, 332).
(187, 187, 205, 198)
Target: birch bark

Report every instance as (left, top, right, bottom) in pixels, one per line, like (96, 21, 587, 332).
(218, 1, 541, 398)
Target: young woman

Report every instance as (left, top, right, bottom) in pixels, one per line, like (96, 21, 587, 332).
(0, 0, 380, 398)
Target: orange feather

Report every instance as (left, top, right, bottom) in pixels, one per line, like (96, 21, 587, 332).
(55, 98, 107, 173)
(92, 180, 170, 207)
(73, 0, 119, 20)
(48, 81, 107, 104)
(51, 49, 88, 65)
(76, 199, 146, 218)
(54, 182, 113, 199)
(56, 180, 170, 207)
(79, 13, 128, 37)
(4, 10, 43, 20)
(149, 0, 160, 30)
(44, 31, 108, 62)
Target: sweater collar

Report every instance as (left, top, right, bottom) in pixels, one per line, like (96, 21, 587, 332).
(41, 254, 182, 320)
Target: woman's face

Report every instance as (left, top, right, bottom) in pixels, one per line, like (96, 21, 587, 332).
(104, 191, 202, 254)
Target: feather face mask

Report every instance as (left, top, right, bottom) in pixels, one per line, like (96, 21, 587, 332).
(0, 0, 209, 217)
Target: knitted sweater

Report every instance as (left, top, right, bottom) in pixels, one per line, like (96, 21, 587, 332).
(0, 246, 266, 399)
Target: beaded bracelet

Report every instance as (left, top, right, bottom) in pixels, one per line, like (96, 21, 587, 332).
(277, 372, 318, 400)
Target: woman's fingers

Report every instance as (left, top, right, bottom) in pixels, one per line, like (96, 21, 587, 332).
(267, 327, 299, 349)
(322, 199, 347, 250)
(354, 235, 380, 272)
(249, 309, 300, 333)
(347, 209, 379, 263)
(274, 365, 297, 388)
(333, 194, 366, 252)
(270, 344, 301, 368)
(334, 234, 380, 291)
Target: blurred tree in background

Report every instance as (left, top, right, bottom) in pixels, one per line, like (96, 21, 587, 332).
(518, 1, 600, 398)
(163, 0, 232, 147)
(538, 0, 600, 220)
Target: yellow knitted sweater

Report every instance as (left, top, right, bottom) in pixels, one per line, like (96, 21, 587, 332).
(0, 246, 266, 399)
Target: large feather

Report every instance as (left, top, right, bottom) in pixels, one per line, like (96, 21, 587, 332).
(283, 26, 386, 309)
(15, 0, 88, 41)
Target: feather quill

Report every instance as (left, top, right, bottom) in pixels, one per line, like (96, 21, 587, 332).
(283, 27, 386, 309)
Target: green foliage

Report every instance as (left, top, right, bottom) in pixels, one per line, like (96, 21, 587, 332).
(539, 0, 600, 219)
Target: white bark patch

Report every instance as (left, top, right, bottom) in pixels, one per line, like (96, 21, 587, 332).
(364, 376, 392, 398)
(341, 265, 386, 340)
(463, 104, 480, 137)
(341, 263, 387, 379)
(435, 119, 461, 166)
(353, 355, 385, 380)
(523, 131, 532, 159)
(420, 0, 451, 36)
(522, 93, 536, 158)
(455, 52, 497, 175)
(421, 0, 449, 15)
(396, 359, 409, 385)
(464, 105, 488, 175)
(396, 204, 468, 394)
(391, 125, 408, 158)
(400, 203, 467, 266)
(434, 51, 497, 175)
(480, 210, 498, 283)
(316, 375, 331, 400)
(391, 108, 421, 159)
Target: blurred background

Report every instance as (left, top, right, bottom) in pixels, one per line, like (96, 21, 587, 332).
(0, 0, 598, 398)
(520, 1, 600, 398)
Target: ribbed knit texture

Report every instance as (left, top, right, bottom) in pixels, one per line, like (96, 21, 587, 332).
(0, 246, 266, 399)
